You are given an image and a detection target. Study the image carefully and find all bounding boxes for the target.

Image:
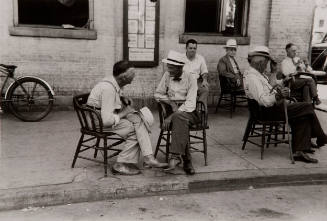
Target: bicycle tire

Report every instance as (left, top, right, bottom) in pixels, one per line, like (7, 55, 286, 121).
(6, 77, 54, 121)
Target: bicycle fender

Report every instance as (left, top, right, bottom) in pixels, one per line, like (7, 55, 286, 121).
(5, 76, 55, 99)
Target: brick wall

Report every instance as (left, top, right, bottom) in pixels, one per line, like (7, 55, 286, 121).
(268, 0, 315, 62)
(0, 0, 317, 107)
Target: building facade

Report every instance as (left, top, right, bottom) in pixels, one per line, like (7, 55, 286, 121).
(0, 0, 316, 107)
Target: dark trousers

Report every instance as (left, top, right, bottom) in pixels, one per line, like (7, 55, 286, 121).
(290, 78, 317, 102)
(170, 111, 200, 158)
(262, 102, 326, 152)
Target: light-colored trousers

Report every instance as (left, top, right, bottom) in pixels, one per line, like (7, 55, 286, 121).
(105, 113, 153, 164)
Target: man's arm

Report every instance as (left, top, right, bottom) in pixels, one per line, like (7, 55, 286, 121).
(247, 76, 276, 107)
(178, 74, 198, 112)
(199, 56, 209, 87)
(217, 58, 237, 79)
(101, 87, 121, 127)
(154, 72, 169, 101)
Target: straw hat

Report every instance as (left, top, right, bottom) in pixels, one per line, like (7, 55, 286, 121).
(162, 50, 185, 66)
(139, 107, 154, 132)
(248, 46, 274, 60)
(224, 39, 237, 48)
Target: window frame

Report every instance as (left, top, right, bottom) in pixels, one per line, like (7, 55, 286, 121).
(9, 0, 97, 40)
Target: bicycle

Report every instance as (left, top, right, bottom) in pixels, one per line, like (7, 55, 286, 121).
(0, 64, 55, 121)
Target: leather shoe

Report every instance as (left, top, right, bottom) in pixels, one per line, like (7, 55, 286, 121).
(293, 152, 318, 163)
(316, 135, 327, 148)
(183, 161, 195, 175)
(164, 155, 182, 171)
(311, 141, 318, 149)
(144, 157, 168, 168)
(112, 162, 141, 175)
(303, 148, 315, 154)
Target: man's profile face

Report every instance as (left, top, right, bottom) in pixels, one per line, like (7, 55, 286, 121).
(287, 45, 297, 58)
(121, 67, 135, 85)
(186, 43, 197, 58)
(167, 64, 183, 78)
(226, 47, 237, 57)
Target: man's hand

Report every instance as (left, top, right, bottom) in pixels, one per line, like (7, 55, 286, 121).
(119, 105, 135, 118)
(201, 79, 209, 88)
(162, 115, 172, 131)
(170, 102, 179, 112)
(279, 87, 290, 98)
(236, 78, 241, 87)
(121, 96, 133, 107)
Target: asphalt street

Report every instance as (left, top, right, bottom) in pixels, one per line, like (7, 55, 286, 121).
(1, 184, 327, 221)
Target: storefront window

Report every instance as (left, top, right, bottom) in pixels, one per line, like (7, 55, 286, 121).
(185, 0, 249, 36)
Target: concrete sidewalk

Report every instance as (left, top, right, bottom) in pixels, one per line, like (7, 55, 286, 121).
(0, 99, 327, 211)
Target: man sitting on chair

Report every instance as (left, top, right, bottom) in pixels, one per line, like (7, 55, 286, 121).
(244, 46, 327, 163)
(281, 43, 322, 108)
(154, 50, 199, 175)
(87, 60, 167, 175)
(217, 39, 243, 90)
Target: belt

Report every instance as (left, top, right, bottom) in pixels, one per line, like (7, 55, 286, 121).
(86, 105, 101, 110)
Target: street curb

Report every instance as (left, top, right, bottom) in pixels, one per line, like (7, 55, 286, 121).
(1, 169, 327, 211)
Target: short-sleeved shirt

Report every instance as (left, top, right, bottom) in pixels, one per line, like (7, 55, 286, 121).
(182, 53, 208, 79)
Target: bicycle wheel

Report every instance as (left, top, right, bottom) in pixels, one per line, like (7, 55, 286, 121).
(6, 77, 54, 121)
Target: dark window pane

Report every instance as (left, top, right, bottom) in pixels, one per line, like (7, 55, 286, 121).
(185, 0, 218, 33)
(18, 0, 89, 28)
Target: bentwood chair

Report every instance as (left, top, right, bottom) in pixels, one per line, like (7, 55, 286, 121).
(72, 93, 125, 177)
(242, 99, 294, 163)
(215, 75, 247, 118)
(154, 101, 208, 166)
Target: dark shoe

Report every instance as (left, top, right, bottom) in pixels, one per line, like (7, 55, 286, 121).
(311, 141, 319, 149)
(314, 97, 322, 105)
(164, 155, 182, 171)
(112, 162, 141, 175)
(293, 152, 318, 163)
(303, 148, 315, 154)
(316, 135, 327, 148)
(144, 157, 169, 168)
(183, 160, 195, 175)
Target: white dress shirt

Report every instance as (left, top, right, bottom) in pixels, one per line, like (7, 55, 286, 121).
(154, 71, 198, 112)
(243, 67, 277, 107)
(182, 53, 208, 80)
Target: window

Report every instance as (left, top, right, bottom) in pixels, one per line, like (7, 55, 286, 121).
(18, 0, 90, 28)
(10, 0, 96, 39)
(185, 0, 249, 36)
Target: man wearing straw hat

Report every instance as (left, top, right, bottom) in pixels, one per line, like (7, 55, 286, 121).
(244, 46, 327, 163)
(155, 50, 199, 175)
(217, 39, 243, 90)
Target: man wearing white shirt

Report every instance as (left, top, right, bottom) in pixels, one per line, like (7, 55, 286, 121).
(155, 50, 199, 175)
(281, 43, 321, 106)
(244, 46, 327, 163)
(183, 39, 209, 110)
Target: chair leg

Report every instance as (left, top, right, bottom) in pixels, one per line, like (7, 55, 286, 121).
(165, 131, 171, 163)
(230, 94, 233, 118)
(103, 137, 108, 177)
(215, 93, 223, 113)
(261, 124, 266, 160)
(266, 125, 273, 148)
(154, 130, 164, 158)
(72, 134, 84, 168)
(203, 128, 208, 166)
(94, 138, 100, 158)
(242, 119, 252, 150)
(274, 125, 278, 147)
